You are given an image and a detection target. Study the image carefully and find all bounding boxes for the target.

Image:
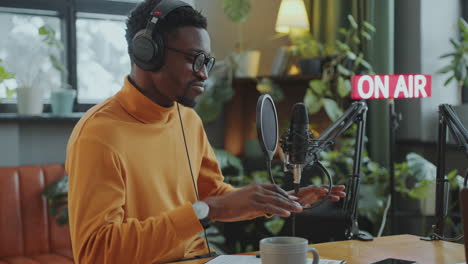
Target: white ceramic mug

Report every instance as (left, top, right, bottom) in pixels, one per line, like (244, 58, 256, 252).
(260, 236, 319, 264)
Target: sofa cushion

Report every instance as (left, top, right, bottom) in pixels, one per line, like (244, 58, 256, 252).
(0, 164, 72, 262)
(0, 249, 74, 263)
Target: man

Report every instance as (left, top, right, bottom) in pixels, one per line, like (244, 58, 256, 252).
(66, 0, 346, 263)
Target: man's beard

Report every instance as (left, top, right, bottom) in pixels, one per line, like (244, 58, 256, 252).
(176, 95, 196, 108)
(176, 81, 200, 108)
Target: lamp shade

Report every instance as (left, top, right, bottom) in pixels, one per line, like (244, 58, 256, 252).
(275, 0, 310, 33)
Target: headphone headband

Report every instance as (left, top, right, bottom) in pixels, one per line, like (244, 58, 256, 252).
(132, 0, 192, 71)
(150, 0, 191, 20)
(144, 0, 191, 35)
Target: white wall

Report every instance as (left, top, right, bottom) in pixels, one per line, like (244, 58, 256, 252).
(195, 0, 290, 75)
(420, 0, 460, 141)
(0, 122, 75, 166)
(396, 0, 460, 142)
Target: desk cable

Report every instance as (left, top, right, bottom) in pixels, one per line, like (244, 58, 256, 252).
(177, 103, 212, 257)
(269, 160, 332, 237)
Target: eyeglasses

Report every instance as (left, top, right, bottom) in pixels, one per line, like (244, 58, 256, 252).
(166, 47, 215, 73)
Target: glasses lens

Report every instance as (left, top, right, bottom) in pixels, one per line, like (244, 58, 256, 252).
(206, 57, 215, 73)
(194, 54, 205, 72)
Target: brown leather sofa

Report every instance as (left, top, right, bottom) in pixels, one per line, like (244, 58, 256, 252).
(0, 164, 73, 263)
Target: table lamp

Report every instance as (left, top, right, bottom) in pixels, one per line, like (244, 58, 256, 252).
(274, 0, 311, 75)
(275, 0, 310, 33)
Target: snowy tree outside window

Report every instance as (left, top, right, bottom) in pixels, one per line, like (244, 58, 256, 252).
(76, 13, 130, 103)
(0, 12, 61, 100)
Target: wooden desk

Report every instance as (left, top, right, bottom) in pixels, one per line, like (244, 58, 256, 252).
(173, 235, 465, 264)
(313, 234, 464, 264)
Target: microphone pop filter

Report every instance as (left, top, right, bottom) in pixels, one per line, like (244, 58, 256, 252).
(256, 94, 279, 161)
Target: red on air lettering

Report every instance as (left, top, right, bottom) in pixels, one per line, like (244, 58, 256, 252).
(351, 74, 432, 100)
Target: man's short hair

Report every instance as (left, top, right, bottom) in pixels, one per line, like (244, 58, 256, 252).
(125, 0, 208, 61)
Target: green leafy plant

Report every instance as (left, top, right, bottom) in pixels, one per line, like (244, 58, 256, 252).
(39, 25, 66, 75)
(289, 30, 325, 59)
(222, 0, 251, 24)
(304, 15, 375, 121)
(196, 60, 236, 123)
(438, 18, 468, 103)
(42, 176, 69, 226)
(0, 58, 16, 101)
(394, 153, 461, 200)
(38, 24, 73, 92)
(222, 0, 251, 52)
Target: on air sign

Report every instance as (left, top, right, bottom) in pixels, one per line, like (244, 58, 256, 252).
(351, 74, 432, 100)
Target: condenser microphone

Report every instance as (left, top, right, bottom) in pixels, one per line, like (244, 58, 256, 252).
(289, 103, 309, 194)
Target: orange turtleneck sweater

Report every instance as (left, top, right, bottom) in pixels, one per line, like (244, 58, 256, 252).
(66, 77, 235, 263)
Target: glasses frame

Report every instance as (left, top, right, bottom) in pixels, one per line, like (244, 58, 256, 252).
(166, 46, 215, 73)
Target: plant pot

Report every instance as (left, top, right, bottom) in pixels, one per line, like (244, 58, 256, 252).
(299, 58, 322, 76)
(50, 89, 76, 115)
(235, 50, 261, 78)
(419, 182, 436, 216)
(16, 87, 44, 115)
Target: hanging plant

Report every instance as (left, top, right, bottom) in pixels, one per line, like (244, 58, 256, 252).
(222, 0, 251, 24)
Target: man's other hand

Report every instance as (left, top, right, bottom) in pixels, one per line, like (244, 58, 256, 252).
(289, 185, 346, 207)
(204, 184, 303, 222)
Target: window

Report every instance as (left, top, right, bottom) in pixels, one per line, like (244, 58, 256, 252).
(76, 13, 130, 103)
(0, 1, 198, 110)
(0, 10, 61, 100)
(0, 0, 136, 112)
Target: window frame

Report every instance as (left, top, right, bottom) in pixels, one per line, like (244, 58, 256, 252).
(0, 0, 137, 113)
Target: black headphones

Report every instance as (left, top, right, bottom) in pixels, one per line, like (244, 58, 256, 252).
(131, 0, 191, 71)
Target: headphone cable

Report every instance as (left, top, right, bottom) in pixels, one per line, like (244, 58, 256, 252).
(177, 103, 213, 258)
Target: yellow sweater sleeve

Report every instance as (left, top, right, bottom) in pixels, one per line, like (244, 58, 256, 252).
(197, 131, 236, 200)
(67, 137, 204, 263)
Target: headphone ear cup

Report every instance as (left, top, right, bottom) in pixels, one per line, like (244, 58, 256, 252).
(132, 30, 159, 71)
(151, 32, 165, 71)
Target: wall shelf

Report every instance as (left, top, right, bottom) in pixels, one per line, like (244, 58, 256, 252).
(224, 75, 328, 157)
(0, 113, 84, 122)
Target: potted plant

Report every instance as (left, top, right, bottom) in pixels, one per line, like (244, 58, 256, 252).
(38, 25, 76, 115)
(14, 52, 45, 115)
(222, 0, 260, 78)
(13, 25, 57, 115)
(438, 18, 468, 105)
(303, 15, 375, 121)
(289, 30, 325, 76)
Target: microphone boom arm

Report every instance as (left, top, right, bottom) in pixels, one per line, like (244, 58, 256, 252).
(307, 101, 372, 241)
(308, 101, 368, 157)
(430, 104, 468, 240)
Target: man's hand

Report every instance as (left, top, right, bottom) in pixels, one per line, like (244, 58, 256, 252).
(288, 185, 346, 206)
(204, 184, 303, 222)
